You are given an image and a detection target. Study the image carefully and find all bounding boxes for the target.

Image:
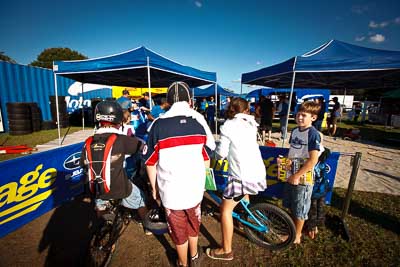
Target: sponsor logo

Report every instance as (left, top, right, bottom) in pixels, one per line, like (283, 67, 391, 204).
(325, 164, 331, 174)
(93, 143, 105, 149)
(63, 152, 81, 170)
(0, 164, 57, 225)
(96, 114, 116, 122)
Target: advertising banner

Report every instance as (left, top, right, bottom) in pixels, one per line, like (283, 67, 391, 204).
(112, 86, 167, 98)
(211, 146, 340, 205)
(0, 143, 85, 238)
(0, 102, 4, 133)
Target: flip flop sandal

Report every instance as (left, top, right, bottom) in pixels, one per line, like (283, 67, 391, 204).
(205, 248, 234, 261)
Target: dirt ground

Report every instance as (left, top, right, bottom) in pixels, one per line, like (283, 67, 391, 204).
(0, 195, 274, 267)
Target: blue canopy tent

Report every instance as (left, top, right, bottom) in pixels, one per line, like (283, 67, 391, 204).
(241, 39, 400, 141)
(242, 40, 400, 90)
(53, 46, 217, 143)
(193, 84, 238, 97)
(193, 84, 238, 119)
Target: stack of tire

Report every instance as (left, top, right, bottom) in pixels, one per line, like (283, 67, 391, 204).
(28, 103, 42, 132)
(49, 96, 69, 128)
(6, 102, 42, 135)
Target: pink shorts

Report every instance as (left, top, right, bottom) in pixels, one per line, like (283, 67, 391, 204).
(165, 203, 201, 245)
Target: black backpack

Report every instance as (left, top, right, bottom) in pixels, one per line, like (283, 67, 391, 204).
(83, 134, 117, 197)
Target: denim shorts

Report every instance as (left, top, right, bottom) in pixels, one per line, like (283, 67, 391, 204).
(283, 183, 313, 220)
(121, 182, 146, 209)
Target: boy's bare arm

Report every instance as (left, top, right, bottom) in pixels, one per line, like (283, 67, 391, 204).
(146, 164, 158, 200)
(287, 150, 319, 185)
(204, 159, 210, 168)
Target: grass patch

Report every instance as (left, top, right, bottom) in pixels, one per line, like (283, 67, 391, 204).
(265, 188, 400, 267)
(0, 127, 83, 162)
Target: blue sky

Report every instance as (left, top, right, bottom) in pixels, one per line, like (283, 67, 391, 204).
(1, 0, 399, 93)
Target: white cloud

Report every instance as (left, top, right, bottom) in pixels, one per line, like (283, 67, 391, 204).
(395, 17, 400, 24)
(380, 21, 389, 27)
(194, 1, 202, 8)
(256, 61, 262, 65)
(231, 78, 241, 83)
(369, 34, 385, 43)
(355, 36, 366, 42)
(369, 21, 379, 28)
(369, 20, 389, 28)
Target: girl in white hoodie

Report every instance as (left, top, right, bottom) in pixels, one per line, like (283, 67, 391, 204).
(206, 97, 267, 261)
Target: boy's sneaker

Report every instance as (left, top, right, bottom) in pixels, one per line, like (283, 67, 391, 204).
(144, 228, 153, 236)
(190, 246, 203, 267)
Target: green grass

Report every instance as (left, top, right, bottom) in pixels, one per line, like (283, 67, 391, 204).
(264, 188, 400, 266)
(0, 127, 83, 162)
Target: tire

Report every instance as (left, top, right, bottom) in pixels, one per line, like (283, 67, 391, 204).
(6, 103, 31, 115)
(8, 123, 33, 131)
(244, 203, 296, 250)
(143, 208, 169, 235)
(7, 113, 31, 120)
(87, 218, 121, 267)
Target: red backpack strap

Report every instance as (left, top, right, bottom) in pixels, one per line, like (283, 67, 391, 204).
(84, 136, 95, 193)
(100, 134, 118, 193)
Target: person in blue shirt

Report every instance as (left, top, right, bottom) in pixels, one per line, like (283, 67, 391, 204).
(198, 98, 208, 115)
(220, 96, 231, 118)
(130, 101, 147, 134)
(116, 89, 133, 110)
(148, 97, 170, 121)
(206, 96, 216, 131)
(139, 92, 152, 113)
(277, 95, 289, 139)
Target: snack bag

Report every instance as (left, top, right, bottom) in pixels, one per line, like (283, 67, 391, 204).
(277, 156, 314, 185)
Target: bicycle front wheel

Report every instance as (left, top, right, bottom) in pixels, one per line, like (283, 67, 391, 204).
(87, 220, 119, 267)
(244, 203, 296, 250)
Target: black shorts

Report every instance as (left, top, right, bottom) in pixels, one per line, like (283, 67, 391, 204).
(223, 195, 245, 202)
(260, 118, 273, 131)
(330, 117, 338, 124)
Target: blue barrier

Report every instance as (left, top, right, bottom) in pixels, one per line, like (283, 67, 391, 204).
(0, 143, 85, 238)
(211, 146, 340, 204)
(0, 143, 339, 238)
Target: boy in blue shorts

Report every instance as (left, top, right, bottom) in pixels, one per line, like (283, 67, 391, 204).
(279, 101, 322, 244)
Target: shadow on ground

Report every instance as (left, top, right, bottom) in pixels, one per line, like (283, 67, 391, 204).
(38, 195, 97, 267)
(329, 191, 399, 235)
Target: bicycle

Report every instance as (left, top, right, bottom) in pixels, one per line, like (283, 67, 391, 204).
(87, 199, 132, 267)
(206, 190, 296, 250)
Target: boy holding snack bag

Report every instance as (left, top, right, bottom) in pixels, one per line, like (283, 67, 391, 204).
(277, 101, 323, 244)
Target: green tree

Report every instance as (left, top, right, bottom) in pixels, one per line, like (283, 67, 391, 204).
(0, 52, 17, 63)
(30, 47, 87, 69)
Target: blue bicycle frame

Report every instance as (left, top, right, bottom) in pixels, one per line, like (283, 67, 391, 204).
(206, 191, 269, 233)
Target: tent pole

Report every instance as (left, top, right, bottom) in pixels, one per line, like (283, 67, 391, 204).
(240, 83, 243, 95)
(147, 56, 152, 109)
(215, 83, 218, 136)
(53, 72, 61, 146)
(341, 88, 346, 125)
(192, 88, 195, 106)
(81, 82, 85, 130)
(282, 56, 297, 147)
